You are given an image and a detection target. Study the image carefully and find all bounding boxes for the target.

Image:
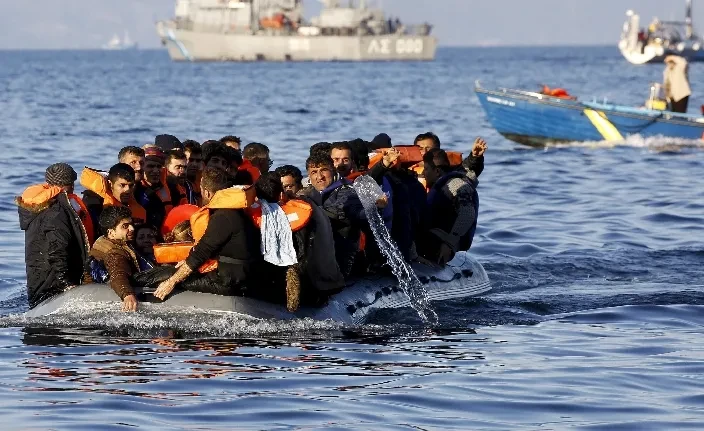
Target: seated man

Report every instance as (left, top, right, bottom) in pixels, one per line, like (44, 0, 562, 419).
(306, 153, 386, 277)
(275, 165, 305, 199)
(89, 205, 140, 312)
(82, 163, 148, 239)
(241, 142, 272, 182)
(133, 147, 168, 228)
(154, 167, 262, 300)
(414, 132, 441, 157)
(183, 140, 204, 195)
(165, 149, 198, 205)
(202, 141, 247, 184)
(274, 165, 346, 297)
(418, 148, 481, 265)
(118, 146, 145, 184)
(366, 147, 425, 261)
(16, 163, 90, 308)
(330, 141, 358, 178)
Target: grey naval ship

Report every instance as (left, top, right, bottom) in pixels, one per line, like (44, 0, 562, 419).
(156, 0, 437, 62)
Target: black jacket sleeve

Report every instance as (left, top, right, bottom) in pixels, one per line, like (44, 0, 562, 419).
(367, 163, 389, 185)
(186, 209, 236, 270)
(339, 188, 368, 224)
(44, 208, 74, 289)
(462, 155, 484, 177)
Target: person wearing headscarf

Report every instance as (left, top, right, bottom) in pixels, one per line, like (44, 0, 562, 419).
(663, 55, 691, 113)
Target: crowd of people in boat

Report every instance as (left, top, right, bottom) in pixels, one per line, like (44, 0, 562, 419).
(16, 133, 487, 312)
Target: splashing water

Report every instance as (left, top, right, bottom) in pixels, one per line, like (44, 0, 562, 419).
(352, 175, 438, 324)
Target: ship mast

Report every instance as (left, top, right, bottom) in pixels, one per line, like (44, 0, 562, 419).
(686, 0, 693, 38)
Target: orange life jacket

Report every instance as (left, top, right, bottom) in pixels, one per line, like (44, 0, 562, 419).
(19, 185, 93, 247)
(542, 85, 573, 99)
(153, 241, 218, 273)
(238, 160, 261, 184)
(245, 199, 313, 233)
(359, 231, 367, 251)
(154, 186, 257, 273)
(369, 146, 462, 172)
(161, 204, 199, 237)
(80, 167, 147, 224)
(190, 186, 257, 241)
(20, 184, 62, 206)
(68, 193, 95, 245)
(346, 171, 364, 181)
(368, 145, 423, 169)
(147, 168, 183, 215)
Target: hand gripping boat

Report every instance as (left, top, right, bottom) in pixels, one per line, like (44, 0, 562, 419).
(25, 252, 491, 325)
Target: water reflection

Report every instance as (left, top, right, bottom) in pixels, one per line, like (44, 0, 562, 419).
(6, 305, 704, 430)
(18, 326, 489, 402)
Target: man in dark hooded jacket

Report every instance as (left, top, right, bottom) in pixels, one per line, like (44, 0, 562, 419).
(15, 163, 89, 308)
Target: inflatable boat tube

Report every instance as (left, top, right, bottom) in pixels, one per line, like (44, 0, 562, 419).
(25, 252, 491, 325)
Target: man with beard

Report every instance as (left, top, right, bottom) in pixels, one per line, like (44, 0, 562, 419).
(330, 141, 357, 179)
(183, 140, 204, 183)
(82, 163, 149, 240)
(306, 153, 386, 278)
(275, 164, 345, 294)
(89, 205, 140, 312)
(165, 149, 198, 205)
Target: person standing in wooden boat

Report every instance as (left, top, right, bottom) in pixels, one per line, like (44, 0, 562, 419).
(664, 55, 691, 113)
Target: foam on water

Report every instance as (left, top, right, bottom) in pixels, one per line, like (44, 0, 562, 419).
(0, 299, 349, 337)
(547, 135, 704, 151)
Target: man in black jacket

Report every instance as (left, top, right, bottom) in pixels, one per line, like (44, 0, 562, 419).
(154, 167, 262, 299)
(15, 163, 89, 308)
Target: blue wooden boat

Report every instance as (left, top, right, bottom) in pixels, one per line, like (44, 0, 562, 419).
(475, 83, 704, 147)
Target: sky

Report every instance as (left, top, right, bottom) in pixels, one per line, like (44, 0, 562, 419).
(0, 0, 697, 49)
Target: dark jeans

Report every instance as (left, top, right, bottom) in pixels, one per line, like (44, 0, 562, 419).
(132, 265, 239, 296)
(133, 264, 338, 307)
(670, 96, 689, 114)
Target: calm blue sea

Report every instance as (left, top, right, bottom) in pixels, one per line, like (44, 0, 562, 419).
(0, 46, 703, 430)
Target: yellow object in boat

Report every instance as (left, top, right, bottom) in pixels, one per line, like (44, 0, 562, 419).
(645, 99, 667, 111)
(584, 109, 624, 142)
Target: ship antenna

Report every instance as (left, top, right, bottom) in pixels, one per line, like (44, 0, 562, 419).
(686, 0, 693, 38)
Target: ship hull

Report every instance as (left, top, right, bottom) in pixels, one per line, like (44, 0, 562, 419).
(619, 40, 704, 65)
(157, 26, 437, 62)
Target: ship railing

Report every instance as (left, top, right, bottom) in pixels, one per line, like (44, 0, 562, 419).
(402, 24, 432, 36)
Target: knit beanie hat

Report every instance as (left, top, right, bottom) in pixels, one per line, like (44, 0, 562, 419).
(144, 146, 166, 164)
(369, 133, 392, 151)
(45, 163, 77, 186)
(155, 134, 183, 152)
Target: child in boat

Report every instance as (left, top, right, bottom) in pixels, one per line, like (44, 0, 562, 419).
(133, 224, 159, 270)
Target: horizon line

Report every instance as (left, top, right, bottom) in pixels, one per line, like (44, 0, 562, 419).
(0, 43, 616, 52)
